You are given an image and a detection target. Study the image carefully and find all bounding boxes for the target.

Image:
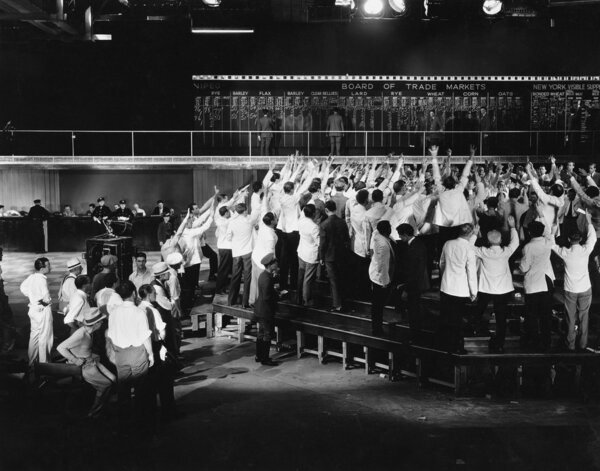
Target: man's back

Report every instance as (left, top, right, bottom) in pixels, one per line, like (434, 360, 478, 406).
(254, 271, 276, 319)
(440, 238, 477, 298)
(320, 215, 349, 262)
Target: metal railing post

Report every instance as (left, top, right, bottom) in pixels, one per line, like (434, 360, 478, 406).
(307, 131, 310, 157)
(248, 131, 252, 160)
(190, 131, 193, 157)
(365, 130, 368, 159)
(71, 131, 75, 157)
(479, 132, 483, 158)
(131, 131, 135, 157)
(536, 131, 539, 157)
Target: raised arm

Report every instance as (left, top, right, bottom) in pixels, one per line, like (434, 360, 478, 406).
(458, 146, 475, 189)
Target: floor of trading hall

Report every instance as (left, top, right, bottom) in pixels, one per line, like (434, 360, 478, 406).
(0, 251, 600, 471)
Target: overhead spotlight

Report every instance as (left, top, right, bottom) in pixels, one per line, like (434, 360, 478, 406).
(202, 0, 221, 7)
(362, 0, 385, 16)
(388, 0, 406, 14)
(482, 0, 503, 15)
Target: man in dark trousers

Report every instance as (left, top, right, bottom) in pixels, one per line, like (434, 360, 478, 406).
(395, 224, 430, 343)
(254, 253, 279, 366)
(319, 200, 350, 312)
(28, 199, 50, 253)
(257, 109, 274, 156)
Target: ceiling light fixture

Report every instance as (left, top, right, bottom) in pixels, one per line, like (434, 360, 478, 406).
(363, 0, 385, 16)
(482, 0, 503, 15)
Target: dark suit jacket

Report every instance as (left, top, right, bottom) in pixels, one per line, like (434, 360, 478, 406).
(254, 271, 277, 321)
(112, 208, 134, 221)
(319, 214, 350, 262)
(395, 237, 430, 292)
(91, 206, 112, 220)
(28, 205, 50, 220)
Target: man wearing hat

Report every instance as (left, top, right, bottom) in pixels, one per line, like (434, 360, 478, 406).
(112, 199, 134, 222)
(63, 275, 92, 334)
(152, 262, 180, 354)
(91, 254, 118, 303)
(57, 308, 116, 418)
(91, 197, 112, 225)
(165, 252, 183, 319)
(28, 199, 50, 253)
(57, 257, 83, 314)
(254, 253, 279, 366)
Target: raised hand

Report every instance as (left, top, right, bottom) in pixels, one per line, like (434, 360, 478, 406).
(429, 145, 439, 157)
(507, 215, 516, 228)
(469, 144, 477, 156)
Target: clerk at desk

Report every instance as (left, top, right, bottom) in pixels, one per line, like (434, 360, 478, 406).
(112, 199, 134, 222)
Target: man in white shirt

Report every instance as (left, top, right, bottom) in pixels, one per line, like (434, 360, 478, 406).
(277, 182, 301, 291)
(369, 221, 395, 336)
(107, 281, 153, 422)
(364, 189, 389, 251)
(432, 146, 475, 250)
(95, 272, 122, 314)
(128, 252, 154, 292)
(20, 257, 53, 366)
(152, 262, 182, 356)
(518, 220, 555, 351)
(439, 223, 478, 354)
(63, 275, 91, 334)
(57, 257, 83, 314)
(297, 205, 320, 306)
(179, 205, 214, 311)
(347, 189, 371, 300)
(227, 202, 261, 307)
(471, 217, 519, 353)
(250, 212, 278, 306)
(552, 213, 597, 352)
(215, 205, 233, 295)
(165, 252, 184, 319)
(526, 162, 564, 236)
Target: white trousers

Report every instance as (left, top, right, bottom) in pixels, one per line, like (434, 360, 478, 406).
(28, 306, 53, 365)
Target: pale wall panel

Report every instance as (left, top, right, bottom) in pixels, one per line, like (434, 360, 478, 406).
(0, 168, 60, 212)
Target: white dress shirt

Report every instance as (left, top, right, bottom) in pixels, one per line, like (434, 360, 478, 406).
(139, 300, 166, 337)
(167, 268, 181, 301)
(348, 201, 369, 257)
(215, 208, 232, 250)
(365, 202, 388, 244)
(440, 237, 478, 298)
(519, 225, 556, 294)
(20, 272, 51, 311)
(277, 193, 301, 233)
(473, 228, 519, 294)
(251, 223, 278, 268)
(153, 280, 173, 311)
(107, 300, 152, 349)
(227, 212, 260, 258)
(64, 289, 89, 325)
(95, 288, 123, 315)
(552, 223, 597, 293)
(179, 215, 213, 267)
(58, 274, 77, 306)
(128, 269, 154, 291)
(297, 215, 320, 264)
(530, 178, 564, 234)
(434, 186, 473, 227)
(368, 231, 394, 287)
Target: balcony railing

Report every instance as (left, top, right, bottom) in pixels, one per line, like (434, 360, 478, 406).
(0, 130, 596, 164)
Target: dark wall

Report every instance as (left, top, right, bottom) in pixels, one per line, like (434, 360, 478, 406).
(59, 169, 193, 214)
(2, 18, 600, 131)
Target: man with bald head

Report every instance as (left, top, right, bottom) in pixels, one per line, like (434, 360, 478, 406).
(471, 216, 520, 353)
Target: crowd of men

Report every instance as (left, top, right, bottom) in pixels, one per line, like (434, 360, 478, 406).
(3, 147, 600, 422)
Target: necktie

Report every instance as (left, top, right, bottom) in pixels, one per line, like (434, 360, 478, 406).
(568, 200, 574, 218)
